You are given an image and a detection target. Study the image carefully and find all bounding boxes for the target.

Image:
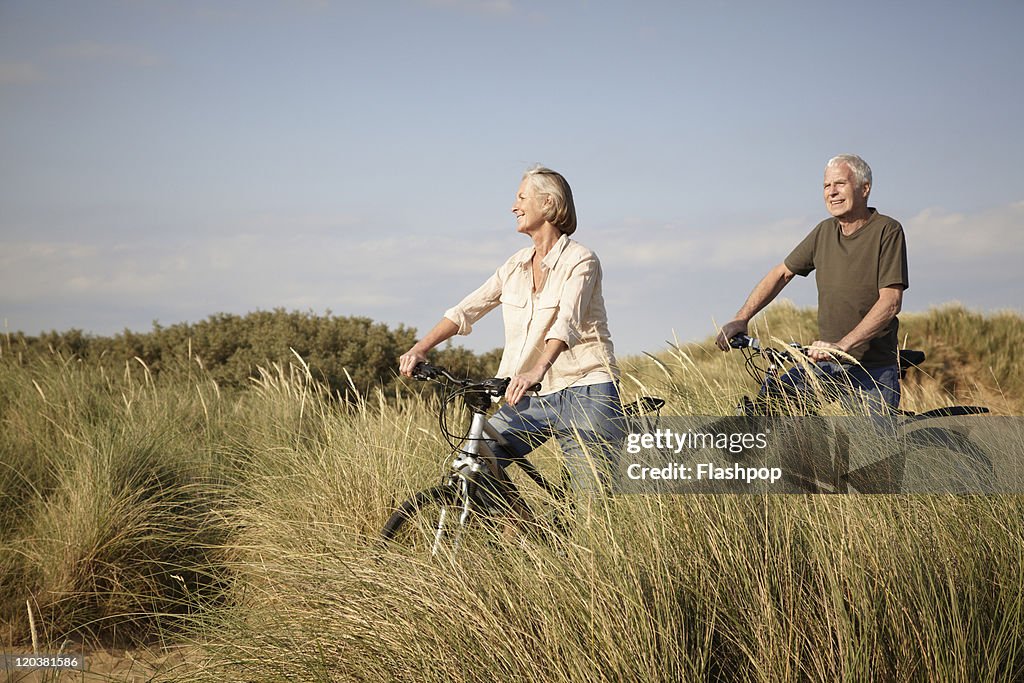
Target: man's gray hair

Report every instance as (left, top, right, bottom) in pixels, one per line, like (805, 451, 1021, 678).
(827, 154, 872, 190)
(523, 164, 577, 235)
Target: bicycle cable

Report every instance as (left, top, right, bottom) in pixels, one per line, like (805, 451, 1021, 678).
(741, 347, 768, 385)
(437, 383, 494, 454)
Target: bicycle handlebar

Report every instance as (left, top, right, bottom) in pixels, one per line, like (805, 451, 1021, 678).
(730, 334, 820, 369)
(411, 361, 542, 395)
(728, 333, 760, 350)
(730, 334, 810, 357)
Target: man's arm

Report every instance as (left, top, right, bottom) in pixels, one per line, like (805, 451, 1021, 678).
(806, 286, 904, 361)
(715, 263, 796, 350)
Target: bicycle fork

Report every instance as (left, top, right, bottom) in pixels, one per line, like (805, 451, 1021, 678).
(431, 477, 474, 556)
(432, 412, 492, 555)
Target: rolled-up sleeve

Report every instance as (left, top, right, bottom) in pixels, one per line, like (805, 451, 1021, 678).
(545, 256, 599, 347)
(443, 269, 503, 335)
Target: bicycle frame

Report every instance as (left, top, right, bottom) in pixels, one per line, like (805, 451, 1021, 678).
(725, 334, 993, 493)
(736, 334, 923, 417)
(433, 414, 516, 554)
(409, 364, 551, 554)
(385, 361, 663, 552)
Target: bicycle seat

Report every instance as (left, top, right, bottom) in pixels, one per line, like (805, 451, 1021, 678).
(898, 349, 926, 378)
(625, 396, 665, 417)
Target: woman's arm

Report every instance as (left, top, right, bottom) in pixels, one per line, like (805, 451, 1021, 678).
(398, 318, 459, 377)
(399, 262, 508, 377)
(505, 338, 568, 404)
(504, 253, 599, 404)
(545, 256, 599, 347)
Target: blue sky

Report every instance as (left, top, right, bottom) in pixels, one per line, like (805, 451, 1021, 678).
(2, 0, 1022, 355)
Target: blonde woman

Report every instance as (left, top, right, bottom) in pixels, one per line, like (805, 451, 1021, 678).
(399, 165, 624, 495)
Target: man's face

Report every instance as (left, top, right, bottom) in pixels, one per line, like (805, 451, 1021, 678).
(823, 163, 870, 219)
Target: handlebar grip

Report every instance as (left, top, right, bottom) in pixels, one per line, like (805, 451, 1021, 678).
(411, 361, 440, 380)
(729, 334, 759, 350)
(485, 378, 542, 394)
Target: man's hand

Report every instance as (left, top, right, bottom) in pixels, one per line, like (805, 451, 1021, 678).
(716, 319, 749, 351)
(505, 368, 544, 406)
(805, 340, 845, 362)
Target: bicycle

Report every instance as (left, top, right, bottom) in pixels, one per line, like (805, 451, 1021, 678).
(381, 362, 663, 554)
(723, 334, 996, 493)
(727, 333, 989, 419)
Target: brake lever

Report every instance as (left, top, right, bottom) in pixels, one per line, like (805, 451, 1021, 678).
(411, 362, 441, 381)
(478, 378, 543, 395)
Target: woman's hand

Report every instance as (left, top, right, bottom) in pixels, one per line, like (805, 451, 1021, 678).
(504, 339, 564, 404)
(398, 347, 428, 377)
(505, 368, 544, 406)
(398, 319, 460, 378)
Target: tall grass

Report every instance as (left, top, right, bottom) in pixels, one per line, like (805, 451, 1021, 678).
(0, 354, 232, 648)
(1, 304, 1022, 681)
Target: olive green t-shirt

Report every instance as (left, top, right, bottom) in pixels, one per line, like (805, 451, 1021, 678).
(784, 209, 909, 367)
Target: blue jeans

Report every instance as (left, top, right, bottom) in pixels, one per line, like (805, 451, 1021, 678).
(763, 363, 901, 415)
(486, 382, 626, 496)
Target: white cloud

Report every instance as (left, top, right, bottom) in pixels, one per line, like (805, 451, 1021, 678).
(702, 217, 812, 269)
(0, 227, 514, 320)
(597, 202, 1024, 281)
(0, 61, 44, 84)
(595, 215, 810, 272)
(906, 202, 1024, 261)
(53, 41, 161, 68)
(418, 0, 516, 16)
(590, 202, 1024, 351)
(4, 202, 1021, 347)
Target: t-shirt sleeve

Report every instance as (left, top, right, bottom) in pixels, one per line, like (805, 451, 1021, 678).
(783, 224, 821, 277)
(878, 222, 909, 290)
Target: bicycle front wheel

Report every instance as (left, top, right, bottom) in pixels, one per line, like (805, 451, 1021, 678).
(381, 483, 464, 551)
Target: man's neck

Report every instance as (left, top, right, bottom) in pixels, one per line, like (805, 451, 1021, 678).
(837, 207, 873, 236)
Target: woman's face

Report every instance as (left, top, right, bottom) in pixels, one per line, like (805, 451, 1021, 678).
(511, 179, 549, 234)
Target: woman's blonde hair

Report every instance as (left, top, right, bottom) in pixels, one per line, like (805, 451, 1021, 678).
(523, 165, 577, 235)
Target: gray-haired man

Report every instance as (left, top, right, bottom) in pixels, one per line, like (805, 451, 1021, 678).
(716, 154, 910, 413)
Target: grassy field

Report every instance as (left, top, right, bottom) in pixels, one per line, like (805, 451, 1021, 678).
(1, 303, 1022, 682)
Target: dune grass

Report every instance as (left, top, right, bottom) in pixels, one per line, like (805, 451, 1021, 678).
(1, 303, 1023, 681)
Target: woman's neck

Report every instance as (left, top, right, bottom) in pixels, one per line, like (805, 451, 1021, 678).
(530, 224, 561, 258)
